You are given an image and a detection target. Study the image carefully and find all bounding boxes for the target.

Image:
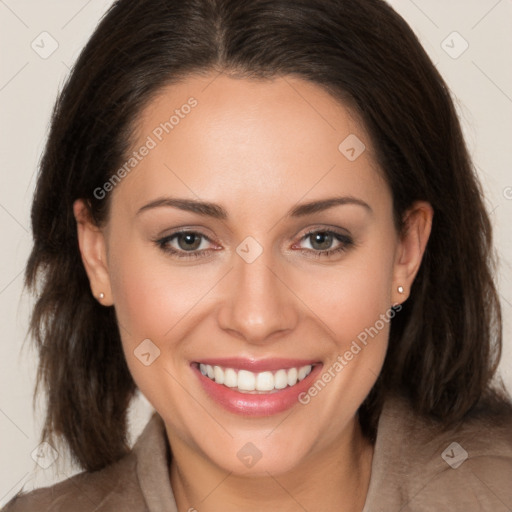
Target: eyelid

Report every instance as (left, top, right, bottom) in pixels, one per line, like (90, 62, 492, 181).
(155, 224, 216, 240)
(292, 224, 352, 244)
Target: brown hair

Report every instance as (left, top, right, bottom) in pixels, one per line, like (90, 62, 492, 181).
(26, 0, 510, 472)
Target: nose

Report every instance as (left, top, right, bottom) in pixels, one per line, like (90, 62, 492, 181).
(216, 249, 299, 345)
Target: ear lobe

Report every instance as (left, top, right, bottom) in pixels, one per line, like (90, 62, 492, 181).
(392, 201, 433, 305)
(73, 199, 113, 305)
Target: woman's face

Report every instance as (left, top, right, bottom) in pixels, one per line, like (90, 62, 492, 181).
(76, 72, 431, 476)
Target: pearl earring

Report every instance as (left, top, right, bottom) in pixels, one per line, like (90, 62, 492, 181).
(397, 285, 404, 294)
(99, 292, 105, 300)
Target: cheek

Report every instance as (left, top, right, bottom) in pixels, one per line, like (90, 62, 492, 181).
(107, 240, 202, 413)
(107, 236, 222, 366)
(293, 240, 396, 419)
(109, 235, 200, 334)
(293, 237, 396, 345)
(291, 230, 396, 411)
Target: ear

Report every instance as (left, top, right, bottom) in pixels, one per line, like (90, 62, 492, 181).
(73, 199, 113, 305)
(391, 201, 433, 306)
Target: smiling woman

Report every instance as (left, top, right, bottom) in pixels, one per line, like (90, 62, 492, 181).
(4, 0, 512, 511)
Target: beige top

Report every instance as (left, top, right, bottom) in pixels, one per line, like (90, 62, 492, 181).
(4, 394, 512, 511)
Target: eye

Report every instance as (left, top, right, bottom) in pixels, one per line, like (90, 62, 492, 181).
(155, 230, 217, 259)
(172, 232, 207, 251)
(304, 231, 336, 251)
(154, 227, 354, 260)
(294, 229, 354, 258)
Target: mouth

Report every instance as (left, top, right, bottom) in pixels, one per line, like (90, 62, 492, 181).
(195, 362, 314, 393)
(191, 358, 323, 416)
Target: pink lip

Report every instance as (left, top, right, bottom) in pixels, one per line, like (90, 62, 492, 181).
(191, 360, 323, 417)
(195, 357, 319, 372)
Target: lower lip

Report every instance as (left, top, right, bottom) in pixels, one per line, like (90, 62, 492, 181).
(192, 363, 323, 417)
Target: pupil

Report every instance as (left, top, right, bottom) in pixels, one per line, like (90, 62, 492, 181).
(311, 232, 332, 250)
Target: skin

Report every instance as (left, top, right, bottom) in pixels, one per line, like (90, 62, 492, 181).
(74, 72, 433, 512)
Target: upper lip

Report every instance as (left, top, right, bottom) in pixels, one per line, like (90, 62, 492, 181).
(193, 357, 321, 372)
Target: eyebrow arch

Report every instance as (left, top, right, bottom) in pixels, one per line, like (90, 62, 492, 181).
(136, 195, 372, 219)
(289, 196, 372, 217)
(137, 197, 228, 219)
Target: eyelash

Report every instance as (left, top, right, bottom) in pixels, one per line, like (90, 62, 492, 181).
(155, 228, 354, 260)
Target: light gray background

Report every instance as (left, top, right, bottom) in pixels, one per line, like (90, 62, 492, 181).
(1, 0, 511, 505)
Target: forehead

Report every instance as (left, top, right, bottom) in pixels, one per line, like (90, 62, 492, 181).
(112, 73, 390, 218)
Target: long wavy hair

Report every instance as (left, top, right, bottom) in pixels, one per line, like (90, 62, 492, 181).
(25, 0, 509, 472)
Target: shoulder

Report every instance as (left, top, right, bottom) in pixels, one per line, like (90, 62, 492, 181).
(2, 450, 145, 512)
(1, 411, 172, 512)
(364, 393, 512, 511)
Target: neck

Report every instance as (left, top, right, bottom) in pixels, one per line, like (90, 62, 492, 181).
(168, 416, 374, 512)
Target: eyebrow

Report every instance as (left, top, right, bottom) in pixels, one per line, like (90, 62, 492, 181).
(136, 195, 372, 219)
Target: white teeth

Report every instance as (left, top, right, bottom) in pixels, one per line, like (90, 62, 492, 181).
(213, 365, 224, 385)
(224, 368, 237, 388)
(198, 363, 313, 392)
(287, 367, 298, 386)
(238, 370, 256, 391)
(274, 369, 288, 390)
(298, 366, 308, 381)
(256, 371, 274, 391)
